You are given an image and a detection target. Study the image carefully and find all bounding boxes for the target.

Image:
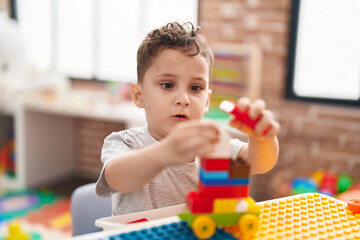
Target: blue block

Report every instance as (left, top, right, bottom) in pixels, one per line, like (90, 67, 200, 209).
(200, 174, 249, 186)
(199, 168, 228, 180)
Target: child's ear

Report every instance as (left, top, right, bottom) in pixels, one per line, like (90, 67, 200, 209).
(131, 82, 144, 108)
(205, 89, 212, 113)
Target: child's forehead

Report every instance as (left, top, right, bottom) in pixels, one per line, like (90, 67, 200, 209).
(155, 48, 209, 66)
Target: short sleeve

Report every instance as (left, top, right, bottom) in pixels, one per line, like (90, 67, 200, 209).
(95, 131, 135, 197)
(230, 138, 247, 160)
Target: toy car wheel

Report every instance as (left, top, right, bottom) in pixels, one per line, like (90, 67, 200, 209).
(238, 213, 259, 236)
(191, 215, 216, 239)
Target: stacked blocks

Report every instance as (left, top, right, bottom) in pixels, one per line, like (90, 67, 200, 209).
(186, 158, 250, 214)
(178, 129, 260, 239)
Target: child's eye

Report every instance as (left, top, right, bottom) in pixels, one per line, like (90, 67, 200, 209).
(160, 83, 174, 89)
(190, 85, 202, 92)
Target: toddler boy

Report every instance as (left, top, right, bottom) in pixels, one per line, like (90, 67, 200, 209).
(96, 22, 280, 216)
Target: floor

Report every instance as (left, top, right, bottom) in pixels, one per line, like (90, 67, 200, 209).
(0, 176, 94, 239)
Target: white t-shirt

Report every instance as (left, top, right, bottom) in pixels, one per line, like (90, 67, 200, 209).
(96, 125, 246, 216)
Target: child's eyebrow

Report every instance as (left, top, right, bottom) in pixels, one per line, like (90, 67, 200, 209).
(153, 73, 176, 79)
(192, 77, 207, 84)
(153, 73, 207, 84)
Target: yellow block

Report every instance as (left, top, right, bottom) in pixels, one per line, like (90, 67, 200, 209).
(50, 212, 72, 228)
(213, 198, 239, 213)
(244, 197, 260, 213)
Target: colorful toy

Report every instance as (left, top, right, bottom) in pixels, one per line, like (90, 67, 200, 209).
(337, 173, 354, 193)
(290, 170, 357, 199)
(347, 199, 360, 213)
(219, 100, 259, 130)
(0, 132, 15, 178)
(178, 101, 261, 239)
(178, 157, 259, 239)
(105, 221, 239, 240)
(4, 221, 29, 240)
(291, 177, 317, 195)
(319, 171, 337, 196)
(90, 193, 360, 240)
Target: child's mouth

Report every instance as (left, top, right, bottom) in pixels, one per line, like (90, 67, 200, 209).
(173, 115, 188, 120)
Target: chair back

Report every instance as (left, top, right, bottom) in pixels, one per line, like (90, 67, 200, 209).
(71, 182, 111, 236)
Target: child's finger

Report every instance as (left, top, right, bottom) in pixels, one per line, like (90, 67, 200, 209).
(248, 99, 266, 119)
(237, 97, 251, 111)
(195, 143, 216, 158)
(179, 120, 219, 138)
(254, 110, 273, 134)
(265, 120, 281, 137)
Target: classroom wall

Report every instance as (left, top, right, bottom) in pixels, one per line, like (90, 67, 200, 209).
(198, 0, 360, 200)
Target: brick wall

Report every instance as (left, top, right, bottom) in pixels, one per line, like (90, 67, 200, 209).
(199, 0, 360, 201)
(74, 118, 125, 180)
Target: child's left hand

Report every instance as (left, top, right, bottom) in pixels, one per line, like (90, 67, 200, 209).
(230, 97, 280, 140)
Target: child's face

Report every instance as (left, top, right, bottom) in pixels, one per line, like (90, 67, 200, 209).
(132, 49, 211, 140)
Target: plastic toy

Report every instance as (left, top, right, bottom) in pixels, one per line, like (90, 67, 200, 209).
(289, 170, 357, 199)
(254, 193, 360, 240)
(347, 199, 360, 213)
(105, 221, 239, 240)
(4, 221, 29, 240)
(178, 157, 259, 239)
(311, 169, 324, 186)
(319, 171, 337, 196)
(0, 133, 15, 178)
(337, 173, 354, 193)
(94, 193, 360, 240)
(219, 100, 259, 130)
(291, 177, 317, 194)
(178, 101, 260, 239)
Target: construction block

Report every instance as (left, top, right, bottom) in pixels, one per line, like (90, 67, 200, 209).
(5, 221, 29, 240)
(200, 158, 230, 171)
(213, 198, 238, 213)
(199, 174, 249, 186)
(243, 197, 258, 213)
(199, 168, 228, 180)
(348, 199, 360, 213)
(229, 159, 250, 179)
(198, 181, 249, 199)
(186, 191, 213, 213)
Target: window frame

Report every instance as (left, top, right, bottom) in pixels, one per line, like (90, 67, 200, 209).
(285, 0, 360, 108)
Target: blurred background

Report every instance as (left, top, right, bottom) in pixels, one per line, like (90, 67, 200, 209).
(0, 0, 360, 238)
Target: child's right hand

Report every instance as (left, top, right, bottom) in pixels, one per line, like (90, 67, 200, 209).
(162, 120, 220, 165)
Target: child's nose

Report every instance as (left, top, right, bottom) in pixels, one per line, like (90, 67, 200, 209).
(176, 91, 190, 106)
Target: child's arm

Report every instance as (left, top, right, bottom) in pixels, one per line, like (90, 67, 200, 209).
(229, 98, 280, 175)
(104, 120, 219, 194)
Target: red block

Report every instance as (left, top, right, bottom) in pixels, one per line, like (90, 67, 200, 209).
(127, 218, 148, 224)
(198, 181, 249, 199)
(201, 158, 230, 171)
(319, 172, 337, 196)
(186, 191, 213, 213)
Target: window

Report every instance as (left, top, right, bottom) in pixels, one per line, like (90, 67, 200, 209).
(286, 0, 360, 107)
(14, 0, 198, 82)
